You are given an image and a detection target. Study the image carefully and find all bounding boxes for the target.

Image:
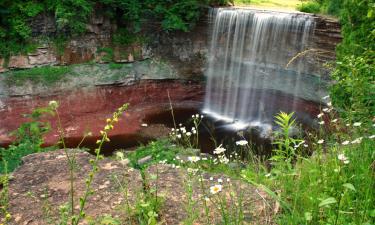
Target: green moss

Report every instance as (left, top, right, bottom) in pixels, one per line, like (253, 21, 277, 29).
(97, 47, 114, 63)
(108, 62, 123, 70)
(4, 66, 72, 86)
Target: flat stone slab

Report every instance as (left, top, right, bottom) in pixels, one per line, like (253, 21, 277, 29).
(5, 150, 275, 224)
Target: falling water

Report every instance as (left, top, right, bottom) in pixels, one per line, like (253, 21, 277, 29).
(203, 8, 315, 130)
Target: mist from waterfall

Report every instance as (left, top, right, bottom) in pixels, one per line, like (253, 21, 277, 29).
(203, 8, 315, 130)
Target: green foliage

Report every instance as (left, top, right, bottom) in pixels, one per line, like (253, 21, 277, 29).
(4, 66, 72, 86)
(271, 112, 302, 163)
(54, 0, 93, 35)
(125, 139, 179, 170)
(330, 0, 375, 122)
(0, 106, 55, 174)
(330, 50, 375, 121)
(112, 28, 138, 46)
(52, 35, 68, 56)
(297, 1, 321, 13)
(296, 0, 343, 15)
(0, 0, 224, 57)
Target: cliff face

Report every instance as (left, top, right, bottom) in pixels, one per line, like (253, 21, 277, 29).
(0, 8, 342, 146)
(0, 8, 341, 78)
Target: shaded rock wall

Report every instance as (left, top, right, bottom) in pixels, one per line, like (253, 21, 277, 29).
(0, 8, 341, 80)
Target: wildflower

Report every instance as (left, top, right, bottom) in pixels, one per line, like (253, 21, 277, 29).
(171, 128, 175, 131)
(87, 132, 93, 136)
(210, 184, 222, 194)
(332, 119, 338, 123)
(303, 144, 308, 147)
(106, 118, 111, 123)
(214, 144, 226, 154)
(338, 153, 349, 164)
(188, 156, 200, 163)
(322, 108, 330, 112)
(318, 121, 325, 125)
(369, 135, 375, 139)
(351, 137, 363, 144)
(327, 102, 332, 107)
(204, 197, 210, 202)
(218, 178, 223, 183)
(192, 130, 197, 134)
(187, 168, 198, 174)
(322, 95, 330, 100)
(265, 173, 271, 177)
(342, 140, 350, 145)
(209, 177, 213, 181)
(180, 127, 186, 133)
(186, 132, 192, 137)
(226, 178, 230, 182)
(176, 134, 181, 139)
(113, 117, 118, 122)
(346, 123, 350, 127)
(235, 140, 248, 146)
(179, 123, 182, 127)
(353, 122, 361, 127)
(141, 123, 148, 127)
(48, 100, 59, 109)
(219, 155, 229, 164)
(317, 113, 324, 118)
(317, 139, 324, 144)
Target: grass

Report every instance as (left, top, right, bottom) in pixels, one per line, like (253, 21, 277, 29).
(1, 102, 374, 224)
(4, 66, 72, 86)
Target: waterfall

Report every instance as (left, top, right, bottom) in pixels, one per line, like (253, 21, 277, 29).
(203, 8, 315, 130)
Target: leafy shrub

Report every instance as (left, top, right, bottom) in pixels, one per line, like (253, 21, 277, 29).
(0, 106, 55, 173)
(297, 1, 321, 14)
(125, 139, 179, 170)
(330, 0, 375, 121)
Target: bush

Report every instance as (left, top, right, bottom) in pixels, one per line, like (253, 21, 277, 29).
(297, 1, 321, 14)
(0, 106, 55, 173)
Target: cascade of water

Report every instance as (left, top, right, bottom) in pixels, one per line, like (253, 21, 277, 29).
(203, 8, 315, 129)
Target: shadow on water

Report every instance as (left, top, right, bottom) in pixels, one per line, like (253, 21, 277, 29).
(61, 107, 273, 156)
(63, 134, 154, 156)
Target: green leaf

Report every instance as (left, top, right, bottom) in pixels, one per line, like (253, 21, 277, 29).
(319, 197, 337, 207)
(343, 183, 356, 191)
(304, 212, 312, 221)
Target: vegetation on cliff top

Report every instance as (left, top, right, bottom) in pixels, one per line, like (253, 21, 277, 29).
(0, 0, 228, 58)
